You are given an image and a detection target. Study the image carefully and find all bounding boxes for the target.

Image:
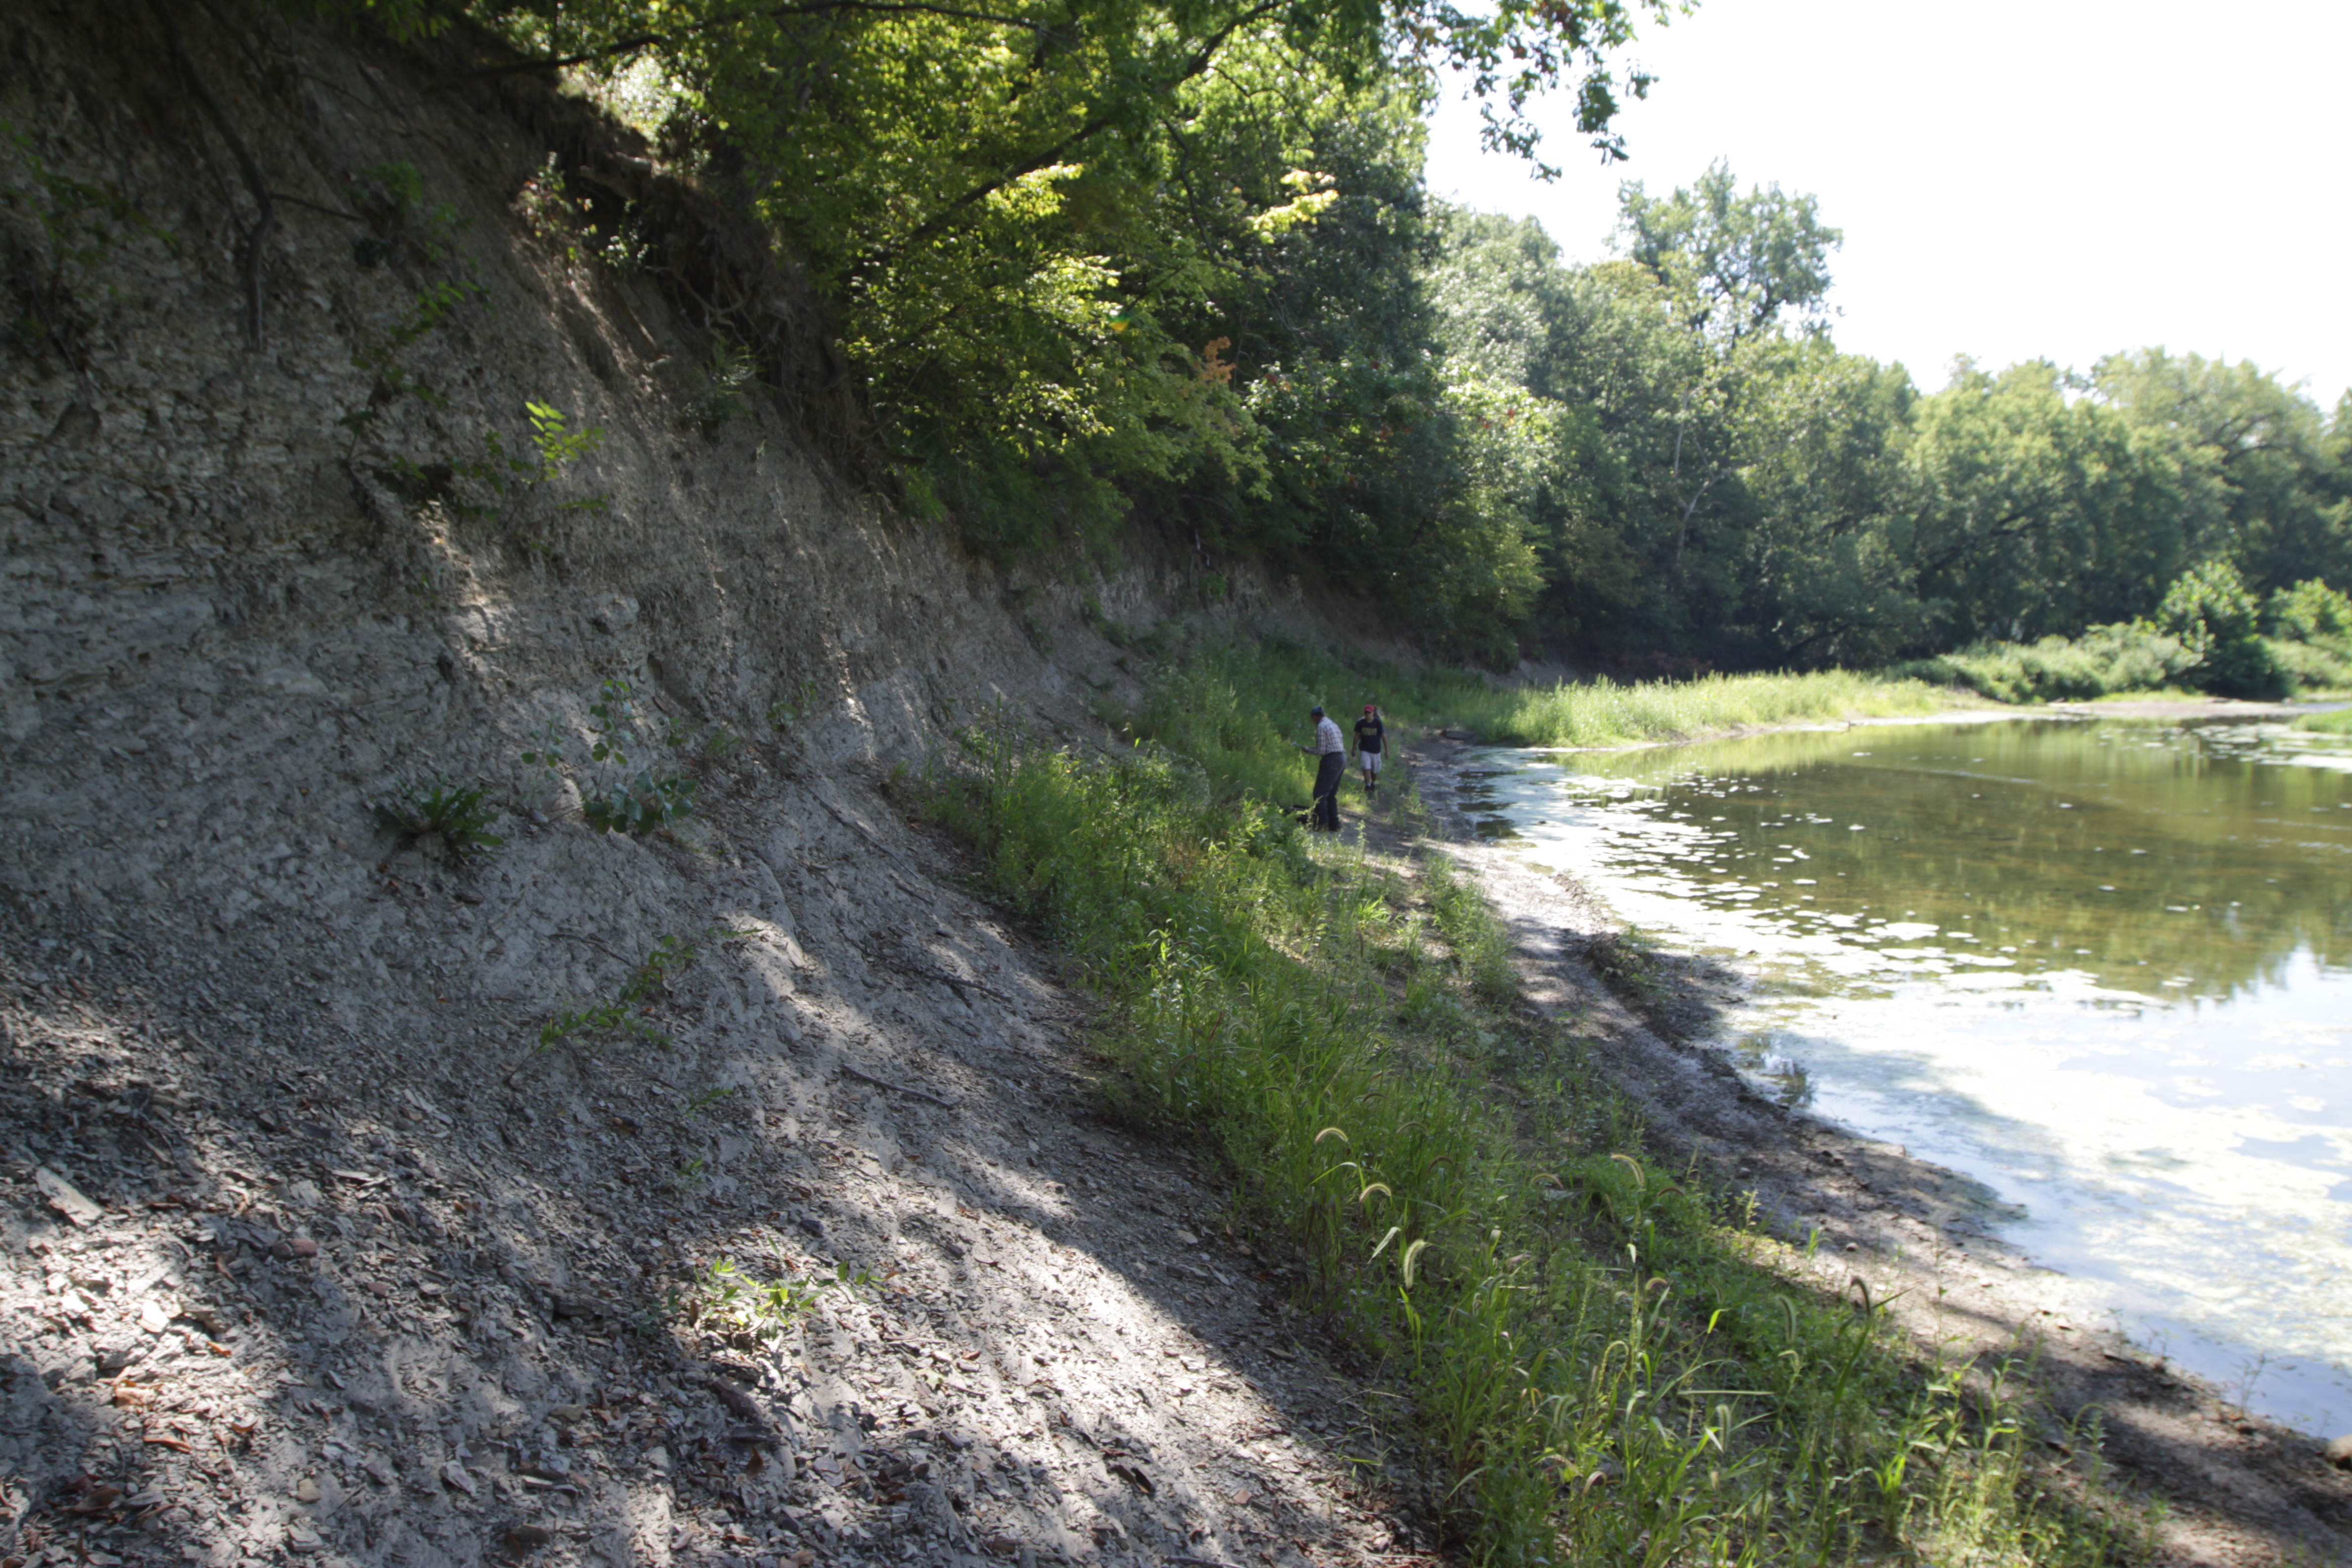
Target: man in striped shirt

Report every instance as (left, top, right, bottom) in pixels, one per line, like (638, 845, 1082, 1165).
(1298, 705, 1346, 832)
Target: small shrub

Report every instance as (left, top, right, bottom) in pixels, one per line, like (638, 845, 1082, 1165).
(373, 781, 503, 857)
(2156, 558, 2289, 698)
(687, 338, 757, 436)
(2266, 636, 2352, 693)
(1893, 622, 2199, 703)
(584, 769, 696, 835)
(2267, 579, 2352, 648)
(524, 678, 702, 832)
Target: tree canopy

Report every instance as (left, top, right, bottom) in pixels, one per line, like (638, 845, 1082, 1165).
(300, 0, 2351, 671)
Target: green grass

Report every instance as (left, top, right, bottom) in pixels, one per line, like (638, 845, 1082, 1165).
(2293, 705, 2352, 734)
(1437, 668, 1972, 748)
(1890, 623, 2200, 704)
(931, 652, 2132, 1568)
(1117, 637, 1975, 761)
(1893, 620, 2352, 706)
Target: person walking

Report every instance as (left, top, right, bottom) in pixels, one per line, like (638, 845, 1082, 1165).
(1353, 702, 1385, 799)
(1296, 704, 1346, 832)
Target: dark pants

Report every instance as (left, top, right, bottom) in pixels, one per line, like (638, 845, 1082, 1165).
(1312, 751, 1344, 831)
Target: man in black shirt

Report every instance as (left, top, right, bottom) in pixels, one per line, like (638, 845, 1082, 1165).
(1353, 703, 1384, 799)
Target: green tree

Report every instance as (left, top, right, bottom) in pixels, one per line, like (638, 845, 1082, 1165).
(2092, 349, 2349, 594)
(1616, 158, 1842, 343)
(2155, 557, 2288, 697)
(1894, 361, 2219, 645)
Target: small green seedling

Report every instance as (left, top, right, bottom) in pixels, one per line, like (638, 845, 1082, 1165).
(373, 781, 503, 857)
(584, 768, 696, 834)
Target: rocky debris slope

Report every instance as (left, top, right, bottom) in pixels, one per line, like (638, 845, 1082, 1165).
(0, 5, 1414, 1568)
(1, 774, 1427, 1568)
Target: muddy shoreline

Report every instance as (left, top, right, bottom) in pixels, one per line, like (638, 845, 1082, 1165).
(1406, 736, 2352, 1567)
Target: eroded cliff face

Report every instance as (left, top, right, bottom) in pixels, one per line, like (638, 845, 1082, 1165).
(0, 11, 1410, 1568)
(0, 0, 1271, 913)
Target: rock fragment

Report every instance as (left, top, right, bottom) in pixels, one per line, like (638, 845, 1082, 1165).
(34, 1165, 103, 1225)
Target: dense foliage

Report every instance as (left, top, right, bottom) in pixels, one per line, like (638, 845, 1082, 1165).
(1426, 191, 2352, 675)
(308, 1, 2350, 677)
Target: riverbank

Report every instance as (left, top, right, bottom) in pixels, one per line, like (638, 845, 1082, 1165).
(1413, 669, 1985, 749)
(930, 667, 2168, 1565)
(1406, 737, 2352, 1565)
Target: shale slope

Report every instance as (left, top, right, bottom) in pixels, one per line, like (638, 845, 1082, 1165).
(0, 9, 1401, 1568)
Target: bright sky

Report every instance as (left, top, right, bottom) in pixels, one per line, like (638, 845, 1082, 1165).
(1423, 0, 2352, 408)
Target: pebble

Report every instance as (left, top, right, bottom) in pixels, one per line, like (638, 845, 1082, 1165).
(2326, 1434, 2352, 1470)
(293, 1477, 321, 1504)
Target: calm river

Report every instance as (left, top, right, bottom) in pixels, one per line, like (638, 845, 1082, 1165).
(1458, 714, 2352, 1434)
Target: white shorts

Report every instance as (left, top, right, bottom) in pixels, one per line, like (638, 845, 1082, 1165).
(1358, 750, 1382, 774)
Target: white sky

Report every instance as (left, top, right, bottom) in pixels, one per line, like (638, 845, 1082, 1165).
(1422, 0, 2352, 408)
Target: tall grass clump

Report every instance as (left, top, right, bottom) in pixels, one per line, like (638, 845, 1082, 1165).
(1892, 623, 2201, 704)
(2293, 705, 2352, 735)
(1443, 669, 1966, 748)
(928, 659, 2127, 1567)
(1125, 638, 1974, 755)
(1905, 572, 2352, 704)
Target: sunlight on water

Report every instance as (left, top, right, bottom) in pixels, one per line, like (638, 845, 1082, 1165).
(1465, 715, 2352, 1434)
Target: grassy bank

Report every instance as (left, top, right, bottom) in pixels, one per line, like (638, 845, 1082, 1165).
(930, 656, 2128, 1566)
(1437, 668, 1971, 748)
(1121, 639, 1975, 757)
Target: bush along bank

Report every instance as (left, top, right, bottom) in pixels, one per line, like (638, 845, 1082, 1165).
(1894, 569, 2352, 704)
(925, 662, 2135, 1567)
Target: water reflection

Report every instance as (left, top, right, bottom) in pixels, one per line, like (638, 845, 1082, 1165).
(1469, 716, 2352, 1434)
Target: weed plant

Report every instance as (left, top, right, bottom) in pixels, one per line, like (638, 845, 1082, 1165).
(372, 780, 503, 857)
(523, 677, 699, 834)
(538, 931, 716, 1052)
(930, 657, 2128, 1567)
(2292, 706, 2352, 735)
(672, 1256, 881, 1347)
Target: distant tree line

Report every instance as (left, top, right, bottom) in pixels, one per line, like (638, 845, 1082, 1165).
(1428, 178, 2351, 674)
(303, 1, 2348, 673)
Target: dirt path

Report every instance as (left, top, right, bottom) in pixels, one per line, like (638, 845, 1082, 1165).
(1404, 736, 2352, 1567)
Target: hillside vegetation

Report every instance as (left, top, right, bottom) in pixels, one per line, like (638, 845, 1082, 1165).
(167, 0, 2347, 679)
